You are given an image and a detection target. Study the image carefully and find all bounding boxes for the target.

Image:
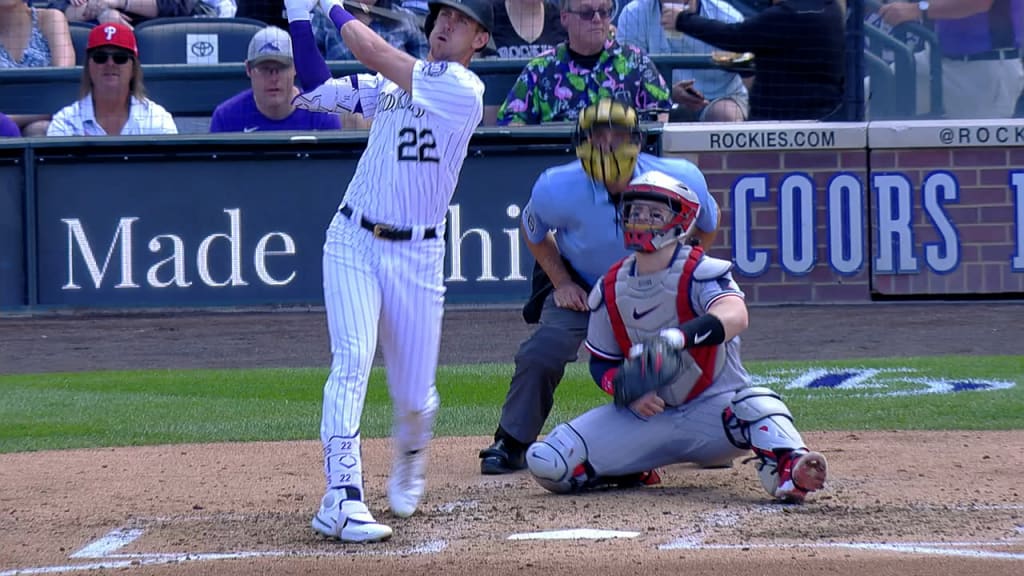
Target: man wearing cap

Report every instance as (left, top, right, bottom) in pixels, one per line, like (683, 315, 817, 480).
(47, 22, 176, 136)
(210, 26, 341, 133)
(282, 0, 492, 543)
(880, 0, 1024, 119)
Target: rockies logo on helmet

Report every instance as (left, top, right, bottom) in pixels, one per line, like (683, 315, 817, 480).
(619, 170, 701, 253)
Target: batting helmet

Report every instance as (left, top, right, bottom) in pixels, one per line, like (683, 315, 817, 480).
(423, 0, 494, 37)
(619, 170, 701, 253)
(573, 99, 643, 189)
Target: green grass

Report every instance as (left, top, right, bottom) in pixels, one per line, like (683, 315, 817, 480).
(0, 355, 1021, 454)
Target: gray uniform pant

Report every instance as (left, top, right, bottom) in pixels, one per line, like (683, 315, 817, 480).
(498, 294, 589, 445)
(572, 390, 747, 476)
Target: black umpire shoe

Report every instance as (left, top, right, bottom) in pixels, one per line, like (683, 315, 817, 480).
(479, 438, 527, 475)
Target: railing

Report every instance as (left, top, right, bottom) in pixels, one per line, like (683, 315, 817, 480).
(0, 55, 756, 117)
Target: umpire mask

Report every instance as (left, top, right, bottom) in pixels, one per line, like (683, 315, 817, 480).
(619, 170, 701, 253)
(574, 99, 643, 190)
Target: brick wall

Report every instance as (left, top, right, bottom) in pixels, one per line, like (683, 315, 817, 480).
(870, 147, 1024, 295)
(660, 121, 1024, 303)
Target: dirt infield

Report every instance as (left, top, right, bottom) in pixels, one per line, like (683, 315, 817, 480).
(1, 303, 1023, 575)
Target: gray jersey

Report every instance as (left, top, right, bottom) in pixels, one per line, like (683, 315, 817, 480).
(585, 245, 752, 398)
(564, 245, 754, 476)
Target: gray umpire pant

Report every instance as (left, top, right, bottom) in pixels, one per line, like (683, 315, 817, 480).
(497, 293, 590, 445)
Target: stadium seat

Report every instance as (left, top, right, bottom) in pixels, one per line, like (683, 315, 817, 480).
(133, 17, 269, 65)
(68, 21, 93, 67)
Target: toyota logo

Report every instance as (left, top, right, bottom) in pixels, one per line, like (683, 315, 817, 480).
(191, 41, 215, 57)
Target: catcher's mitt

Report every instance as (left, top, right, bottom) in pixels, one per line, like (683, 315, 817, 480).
(612, 338, 689, 408)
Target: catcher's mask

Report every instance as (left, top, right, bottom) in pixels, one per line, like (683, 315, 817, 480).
(573, 99, 643, 189)
(619, 170, 701, 253)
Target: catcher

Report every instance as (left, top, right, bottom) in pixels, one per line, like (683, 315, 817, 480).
(525, 170, 829, 503)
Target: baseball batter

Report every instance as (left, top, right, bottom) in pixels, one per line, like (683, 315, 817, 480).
(526, 170, 829, 503)
(284, 0, 493, 543)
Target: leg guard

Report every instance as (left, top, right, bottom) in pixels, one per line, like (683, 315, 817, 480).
(722, 387, 813, 499)
(525, 423, 589, 494)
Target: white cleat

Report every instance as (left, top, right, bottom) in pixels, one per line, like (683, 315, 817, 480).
(387, 449, 427, 518)
(311, 490, 393, 543)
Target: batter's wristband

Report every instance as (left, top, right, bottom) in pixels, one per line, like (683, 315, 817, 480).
(329, 5, 357, 29)
(679, 314, 726, 349)
(599, 368, 617, 396)
(288, 20, 330, 90)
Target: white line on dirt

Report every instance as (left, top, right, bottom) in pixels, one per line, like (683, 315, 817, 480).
(659, 539, 1024, 560)
(69, 529, 143, 558)
(0, 538, 448, 576)
(508, 529, 640, 540)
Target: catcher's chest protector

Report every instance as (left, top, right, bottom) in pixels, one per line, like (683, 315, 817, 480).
(604, 246, 718, 403)
(606, 251, 695, 344)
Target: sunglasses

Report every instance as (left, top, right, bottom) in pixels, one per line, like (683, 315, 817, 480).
(90, 51, 133, 65)
(569, 7, 612, 19)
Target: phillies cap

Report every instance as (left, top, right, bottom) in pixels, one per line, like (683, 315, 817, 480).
(247, 26, 293, 66)
(87, 22, 138, 56)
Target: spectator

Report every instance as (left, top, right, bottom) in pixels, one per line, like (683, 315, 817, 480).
(211, 25, 341, 132)
(47, 22, 177, 135)
(663, 0, 845, 121)
(237, 0, 288, 28)
(312, 0, 427, 60)
(616, 0, 748, 122)
(496, 0, 671, 125)
(484, 0, 566, 59)
(399, 0, 428, 15)
(53, 0, 223, 27)
(1, 0, 75, 135)
(0, 111, 21, 137)
(880, 0, 1024, 119)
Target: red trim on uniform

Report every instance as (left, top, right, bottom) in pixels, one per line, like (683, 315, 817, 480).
(599, 368, 617, 396)
(604, 259, 633, 356)
(585, 341, 622, 361)
(675, 246, 718, 403)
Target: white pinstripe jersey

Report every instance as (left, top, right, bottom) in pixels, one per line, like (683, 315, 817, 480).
(306, 60, 484, 228)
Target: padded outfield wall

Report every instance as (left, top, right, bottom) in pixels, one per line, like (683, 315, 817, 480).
(1, 121, 1022, 311)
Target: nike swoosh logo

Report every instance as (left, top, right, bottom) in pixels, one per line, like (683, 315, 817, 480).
(693, 330, 712, 345)
(243, 126, 259, 133)
(632, 305, 659, 320)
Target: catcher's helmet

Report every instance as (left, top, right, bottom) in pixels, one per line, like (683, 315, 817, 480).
(573, 99, 643, 189)
(619, 170, 701, 253)
(423, 0, 494, 37)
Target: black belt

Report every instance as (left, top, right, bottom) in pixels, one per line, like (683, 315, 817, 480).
(945, 48, 1019, 62)
(339, 204, 439, 241)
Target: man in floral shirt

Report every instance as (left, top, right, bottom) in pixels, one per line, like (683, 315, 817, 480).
(496, 0, 671, 125)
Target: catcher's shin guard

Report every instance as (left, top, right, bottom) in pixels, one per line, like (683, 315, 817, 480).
(525, 423, 589, 494)
(722, 387, 825, 500)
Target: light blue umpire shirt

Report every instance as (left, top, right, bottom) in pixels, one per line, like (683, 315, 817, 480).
(615, 0, 748, 101)
(521, 153, 719, 288)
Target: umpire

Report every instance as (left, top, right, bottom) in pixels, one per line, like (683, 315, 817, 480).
(479, 99, 721, 474)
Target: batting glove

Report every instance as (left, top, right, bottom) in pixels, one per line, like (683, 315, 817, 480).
(284, 0, 317, 22)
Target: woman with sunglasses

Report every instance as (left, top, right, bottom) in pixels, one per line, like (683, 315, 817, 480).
(47, 22, 177, 136)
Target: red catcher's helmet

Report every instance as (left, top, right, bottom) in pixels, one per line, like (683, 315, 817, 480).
(620, 170, 701, 253)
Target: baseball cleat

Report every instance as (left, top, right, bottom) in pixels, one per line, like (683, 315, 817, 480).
(479, 438, 527, 475)
(312, 491, 393, 543)
(774, 450, 828, 503)
(388, 449, 427, 518)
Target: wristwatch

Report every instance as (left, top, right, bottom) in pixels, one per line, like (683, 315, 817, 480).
(918, 0, 930, 17)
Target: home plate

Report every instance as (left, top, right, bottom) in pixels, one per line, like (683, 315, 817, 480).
(508, 529, 641, 541)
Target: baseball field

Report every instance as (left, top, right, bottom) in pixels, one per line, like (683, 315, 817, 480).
(1, 303, 1022, 576)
